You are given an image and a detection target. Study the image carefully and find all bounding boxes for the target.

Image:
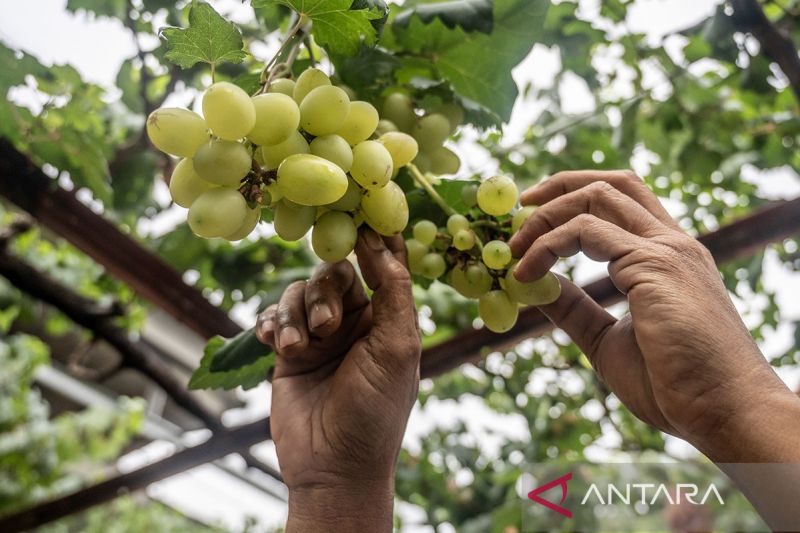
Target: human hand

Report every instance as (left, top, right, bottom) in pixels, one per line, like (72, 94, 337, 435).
(257, 229, 420, 531)
(509, 170, 800, 462)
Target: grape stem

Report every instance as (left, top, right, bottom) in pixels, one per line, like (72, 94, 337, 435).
(257, 18, 308, 94)
(407, 164, 458, 217)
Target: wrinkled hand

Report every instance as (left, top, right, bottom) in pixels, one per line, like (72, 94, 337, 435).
(510, 170, 798, 461)
(257, 229, 420, 531)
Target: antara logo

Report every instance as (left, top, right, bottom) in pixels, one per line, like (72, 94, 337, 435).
(528, 473, 573, 518)
(580, 483, 725, 506)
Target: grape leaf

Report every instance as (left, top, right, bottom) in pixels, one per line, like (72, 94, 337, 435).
(261, 0, 384, 56)
(189, 328, 274, 391)
(161, 1, 247, 70)
(394, 0, 494, 34)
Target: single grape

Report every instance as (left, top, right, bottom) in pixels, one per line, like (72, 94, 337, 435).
(277, 154, 348, 206)
(265, 182, 283, 204)
(310, 134, 353, 173)
(505, 268, 561, 306)
(325, 176, 362, 211)
(379, 132, 419, 169)
(478, 290, 519, 333)
(376, 119, 398, 135)
(435, 103, 464, 133)
(187, 188, 247, 239)
(146, 108, 208, 157)
(274, 200, 317, 241)
(312, 211, 358, 263)
(293, 67, 331, 103)
(337, 84, 357, 100)
(420, 253, 446, 280)
(482, 240, 512, 270)
(360, 181, 409, 236)
(260, 130, 309, 170)
(249, 93, 300, 146)
(405, 238, 428, 271)
(412, 152, 432, 174)
(193, 140, 251, 187)
(453, 229, 475, 251)
(202, 81, 256, 141)
(337, 101, 379, 145)
(268, 78, 295, 97)
(299, 86, 350, 136)
(381, 92, 416, 133)
(429, 146, 461, 175)
(446, 214, 470, 236)
(413, 220, 438, 245)
(412, 113, 451, 150)
(460, 184, 479, 207)
(477, 175, 519, 216)
(450, 262, 492, 298)
(351, 140, 394, 190)
(169, 158, 217, 208)
(512, 205, 536, 234)
(225, 206, 261, 241)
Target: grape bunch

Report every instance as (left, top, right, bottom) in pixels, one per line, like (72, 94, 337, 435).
(405, 176, 561, 334)
(145, 67, 450, 263)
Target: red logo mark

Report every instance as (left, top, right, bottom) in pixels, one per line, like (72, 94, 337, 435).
(528, 472, 573, 518)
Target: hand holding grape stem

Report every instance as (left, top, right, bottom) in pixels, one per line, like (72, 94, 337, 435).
(256, 229, 420, 532)
(509, 170, 800, 464)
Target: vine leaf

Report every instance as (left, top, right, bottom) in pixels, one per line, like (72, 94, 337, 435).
(258, 0, 384, 56)
(189, 328, 274, 391)
(161, 1, 247, 70)
(394, 0, 494, 34)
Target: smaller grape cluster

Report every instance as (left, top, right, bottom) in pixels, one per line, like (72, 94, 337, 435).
(405, 176, 561, 334)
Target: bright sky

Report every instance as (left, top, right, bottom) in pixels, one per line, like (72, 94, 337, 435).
(2, 1, 800, 532)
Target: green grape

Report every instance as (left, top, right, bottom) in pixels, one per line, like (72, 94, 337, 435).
(482, 240, 512, 270)
(326, 176, 362, 211)
(299, 86, 351, 136)
(202, 81, 256, 141)
(274, 200, 317, 241)
(337, 84, 357, 100)
(412, 151, 432, 174)
(268, 78, 295, 97)
(169, 158, 217, 208)
(338, 101, 379, 145)
(512, 205, 536, 234)
(379, 132, 418, 169)
(265, 182, 283, 203)
(146, 108, 208, 157)
(293, 67, 331, 103)
(429, 146, 461, 175)
(446, 214, 470, 236)
(277, 154, 348, 206)
(435, 103, 464, 133)
(405, 238, 428, 271)
(477, 175, 519, 216)
(351, 140, 394, 190)
(412, 114, 451, 150)
(460, 184, 479, 207)
(310, 134, 353, 173)
(249, 93, 300, 146)
(192, 140, 252, 187)
(420, 253, 446, 280)
(376, 119, 398, 135)
(225, 206, 261, 241)
(478, 290, 519, 333)
(187, 188, 247, 239)
(505, 269, 561, 306)
(312, 211, 358, 263)
(381, 92, 416, 133)
(413, 220, 438, 245)
(450, 262, 492, 298)
(260, 130, 309, 170)
(360, 181, 409, 236)
(453, 229, 475, 251)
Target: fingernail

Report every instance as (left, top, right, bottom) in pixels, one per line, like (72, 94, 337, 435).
(279, 327, 301, 349)
(259, 318, 274, 337)
(310, 303, 333, 330)
(364, 229, 384, 250)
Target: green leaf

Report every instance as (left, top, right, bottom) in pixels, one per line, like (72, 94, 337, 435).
(394, 0, 493, 34)
(406, 177, 472, 226)
(161, 1, 247, 70)
(264, 0, 384, 56)
(188, 328, 274, 391)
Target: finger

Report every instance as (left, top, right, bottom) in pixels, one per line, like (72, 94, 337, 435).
(274, 281, 310, 356)
(514, 214, 646, 288)
(255, 305, 277, 347)
(509, 180, 667, 258)
(304, 261, 368, 337)
(520, 170, 678, 229)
